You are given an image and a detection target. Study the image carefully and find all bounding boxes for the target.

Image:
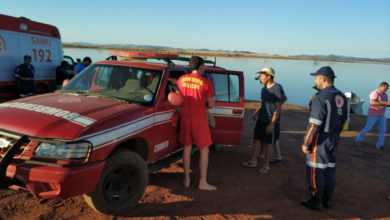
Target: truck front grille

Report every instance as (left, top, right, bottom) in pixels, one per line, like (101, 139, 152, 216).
(0, 132, 30, 156)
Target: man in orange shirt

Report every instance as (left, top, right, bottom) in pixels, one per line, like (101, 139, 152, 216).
(177, 56, 216, 191)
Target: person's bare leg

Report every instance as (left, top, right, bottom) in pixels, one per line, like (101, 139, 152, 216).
(259, 141, 266, 159)
(273, 140, 282, 160)
(198, 147, 217, 191)
(261, 143, 273, 170)
(249, 139, 261, 164)
(182, 145, 192, 188)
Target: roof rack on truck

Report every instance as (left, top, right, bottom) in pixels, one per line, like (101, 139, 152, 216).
(109, 50, 216, 67)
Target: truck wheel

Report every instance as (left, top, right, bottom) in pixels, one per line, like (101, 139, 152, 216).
(0, 176, 11, 189)
(83, 149, 148, 215)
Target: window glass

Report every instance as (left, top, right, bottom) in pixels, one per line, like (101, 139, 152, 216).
(208, 73, 229, 102)
(61, 64, 162, 105)
(63, 56, 75, 66)
(206, 73, 240, 103)
(68, 65, 96, 89)
(165, 70, 185, 98)
(229, 74, 240, 102)
(93, 66, 113, 88)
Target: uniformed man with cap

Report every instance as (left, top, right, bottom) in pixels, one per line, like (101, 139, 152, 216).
(14, 55, 35, 97)
(301, 66, 348, 210)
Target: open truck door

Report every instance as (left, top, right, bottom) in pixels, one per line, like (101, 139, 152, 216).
(205, 69, 244, 146)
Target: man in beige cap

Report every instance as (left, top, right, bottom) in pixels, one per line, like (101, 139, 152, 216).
(242, 67, 286, 173)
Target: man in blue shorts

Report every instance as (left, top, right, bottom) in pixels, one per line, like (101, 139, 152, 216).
(242, 67, 285, 173)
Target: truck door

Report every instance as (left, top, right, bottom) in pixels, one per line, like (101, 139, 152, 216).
(151, 68, 187, 160)
(205, 70, 244, 145)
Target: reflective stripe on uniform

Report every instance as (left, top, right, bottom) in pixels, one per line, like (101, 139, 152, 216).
(20, 77, 34, 80)
(309, 117, 322, 125)
(324, 99, 331, 132)
(306, 161, 336, 168)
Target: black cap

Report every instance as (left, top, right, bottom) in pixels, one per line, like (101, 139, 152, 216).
(310, 66, 336, 78)
(24, 55, 32, 60)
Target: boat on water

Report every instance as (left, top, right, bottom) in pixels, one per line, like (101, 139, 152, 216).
(344, 92, 364, 114)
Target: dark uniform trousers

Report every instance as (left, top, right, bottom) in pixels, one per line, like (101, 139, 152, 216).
(303, 86, 348, 205)
(19, 79, 34, 97)
(306, 132, 340, 203)
(14, 63, 35, 97)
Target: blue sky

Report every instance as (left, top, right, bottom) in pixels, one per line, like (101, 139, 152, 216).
(1, 0, 390, 58)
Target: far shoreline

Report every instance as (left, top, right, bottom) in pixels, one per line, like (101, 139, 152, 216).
(63, 43, 390, 65)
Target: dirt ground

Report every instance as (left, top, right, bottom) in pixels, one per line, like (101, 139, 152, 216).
(0, 102, 389, 220)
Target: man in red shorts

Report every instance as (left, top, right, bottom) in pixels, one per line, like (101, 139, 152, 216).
(177, 56, 216, 191)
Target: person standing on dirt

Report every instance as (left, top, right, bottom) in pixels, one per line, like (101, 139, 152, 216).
(355, 82, 390, 150)
(177, 56, 217, 191)
(242, 67, 284, 173)
(14, 55, 35, 97)
(301, 66, 348, 211)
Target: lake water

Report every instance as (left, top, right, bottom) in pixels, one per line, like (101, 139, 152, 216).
(64, 47, 390, 118)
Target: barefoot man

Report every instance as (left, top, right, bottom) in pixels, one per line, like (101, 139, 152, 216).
(177, 56, 217, 191)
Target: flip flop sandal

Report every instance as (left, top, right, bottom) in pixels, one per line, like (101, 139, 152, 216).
(241, 161, 257, 167)
(270, 159, 282, 164)
(258, 167, 270, 173)
(257, 156, 265, 160)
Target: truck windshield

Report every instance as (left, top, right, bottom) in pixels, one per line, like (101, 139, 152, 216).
(59, 64, 162, 104)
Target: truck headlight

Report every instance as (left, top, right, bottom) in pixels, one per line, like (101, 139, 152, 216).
(35, 142, 91, 159)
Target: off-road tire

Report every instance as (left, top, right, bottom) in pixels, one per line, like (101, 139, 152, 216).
(83, 149, 148, 215)
(0, 176, 11, 189)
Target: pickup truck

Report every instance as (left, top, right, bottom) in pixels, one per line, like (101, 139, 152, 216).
(0, 51, 244, 215)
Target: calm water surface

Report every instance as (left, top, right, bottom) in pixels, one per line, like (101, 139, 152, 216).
(64, 48, 390, 118)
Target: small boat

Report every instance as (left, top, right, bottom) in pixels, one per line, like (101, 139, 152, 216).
(344, 92, 364, 114)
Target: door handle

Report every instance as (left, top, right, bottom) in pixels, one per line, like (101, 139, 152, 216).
(232, 109, 243, 114)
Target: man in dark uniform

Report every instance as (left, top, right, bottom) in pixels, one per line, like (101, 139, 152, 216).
(301, 66, 348, 210)
(14, 55, 35, 97)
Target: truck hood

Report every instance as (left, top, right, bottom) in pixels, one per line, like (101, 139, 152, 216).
(0, 93, 142, 140)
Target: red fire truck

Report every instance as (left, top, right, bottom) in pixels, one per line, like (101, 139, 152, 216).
(0, 14, 63, 101)
(0, 51, 244, 215)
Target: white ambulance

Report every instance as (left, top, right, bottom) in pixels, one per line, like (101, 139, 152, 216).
(0, 14, 63, 101)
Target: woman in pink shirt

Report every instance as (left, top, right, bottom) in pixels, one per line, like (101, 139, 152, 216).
(355, 82, 390, 149)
